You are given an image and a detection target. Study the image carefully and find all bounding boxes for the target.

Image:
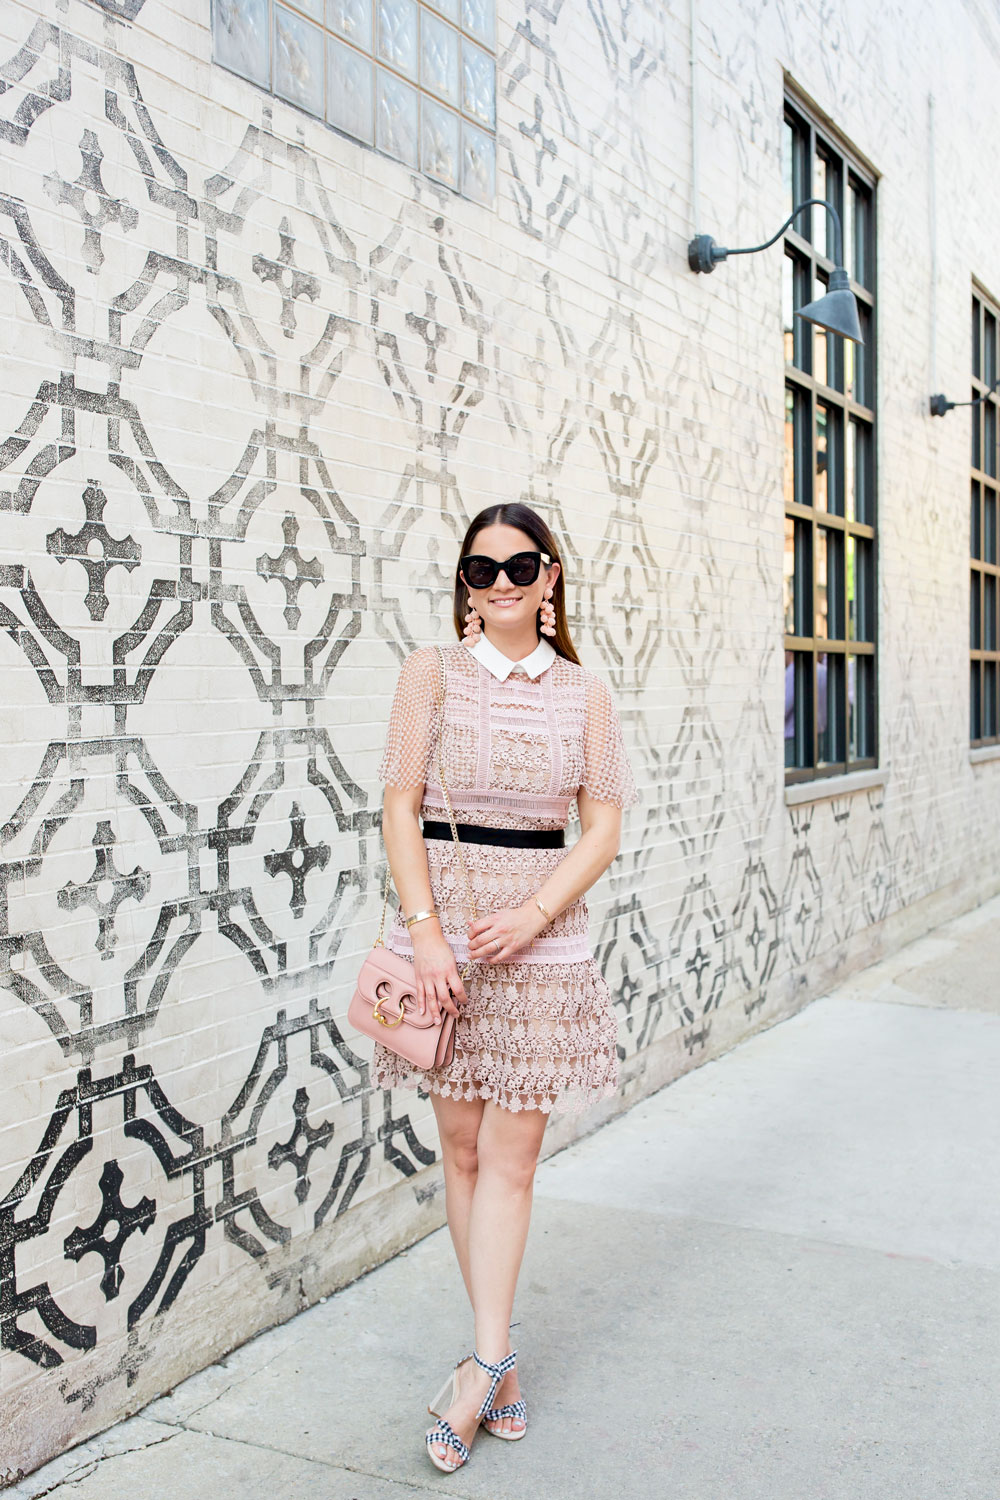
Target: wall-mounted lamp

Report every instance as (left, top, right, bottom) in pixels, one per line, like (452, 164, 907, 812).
(929, 380, 1000, 417)
(688, 196, 864, 345)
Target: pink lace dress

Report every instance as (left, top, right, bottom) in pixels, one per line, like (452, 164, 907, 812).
(375, 642, 637, 1115)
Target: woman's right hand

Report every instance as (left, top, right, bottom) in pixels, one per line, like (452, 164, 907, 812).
(410, 922, 466, 1022)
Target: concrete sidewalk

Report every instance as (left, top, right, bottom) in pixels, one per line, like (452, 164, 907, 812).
(12, 896, 1000, 1500)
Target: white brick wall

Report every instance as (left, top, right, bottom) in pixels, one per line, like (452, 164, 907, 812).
(1, 0, 998, 1476)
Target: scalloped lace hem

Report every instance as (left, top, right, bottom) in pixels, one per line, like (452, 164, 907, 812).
(373, 1060, 619, 1116)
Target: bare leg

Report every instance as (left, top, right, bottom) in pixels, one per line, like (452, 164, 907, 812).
(469, 1102, 548, 1357)
(430, 1092, 484, 1300)
(429, 1102, 547, 1460)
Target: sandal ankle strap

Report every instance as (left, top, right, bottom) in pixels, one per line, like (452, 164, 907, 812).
(472, 1349, 517, 1420)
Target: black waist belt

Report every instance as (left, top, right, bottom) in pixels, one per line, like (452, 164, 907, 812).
(422, 820, 564, 849)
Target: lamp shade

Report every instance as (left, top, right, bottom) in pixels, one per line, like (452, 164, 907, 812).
(795, 267, 864, 344)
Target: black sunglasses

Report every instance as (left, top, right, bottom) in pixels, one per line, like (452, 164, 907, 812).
(460, 551, 552, 590)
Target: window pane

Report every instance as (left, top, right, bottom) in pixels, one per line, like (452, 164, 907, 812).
(785, 651, 813, 768)
(378, 0, 418, 76)
(813, 151, 830, 258)
(973, 298, 982, 381)
(986, 574, 998, 652)
(971, 661, 982, 741)
(816, 403, 843, 514)
(986, 313, 997, 388)
(986, 402, 998, 480)
(817, 652, 845, 766)
(785, 114, 807, 220)
(971, 571, 982, 649)
(986, 662, 998, 740)
(421, 10, 460, 103)
(850, 181, 870, 287)
(846, 419, 873, 525)
(844, 306, 870, 404)
(462, 0, 495, 45)
(972, 398, 981, 471)
(784, 517, 809, 637)
(813, 271, 828, 386)
(214, 0, 269, 85)
(461, 119, 495, 202)
(845, 324, 863, 405)
(985, 489, 997, 563)
(461, 39, 495, 127)
(274, 6, 325, 116)
(971, 482, 981, 558)
(815, 527, 829, 637)
(422, 97, 460, 187)
(825, 526, 844, 639)
(327, 0, 372, 47)
(784, 386, 806, 506)
(816, 403, 829, 511)
(327, 36, 375, 142)
(848, 535, 874, 642)
(848, 654, 875, 761)
(377, 69, 419, 164)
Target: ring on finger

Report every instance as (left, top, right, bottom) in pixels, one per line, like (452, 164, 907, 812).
(492, 938, 501, 956)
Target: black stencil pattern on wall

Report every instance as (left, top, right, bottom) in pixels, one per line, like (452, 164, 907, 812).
(57, 821, 151, 960)
(0, 15, 438, 1402)
(0, 1057, 206, 1370)
(63, 1160, 156, 1301)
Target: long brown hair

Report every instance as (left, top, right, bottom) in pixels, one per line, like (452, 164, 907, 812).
(452, 503, 581, 665)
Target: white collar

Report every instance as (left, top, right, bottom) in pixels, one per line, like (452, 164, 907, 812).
(465, 634, 557, 682)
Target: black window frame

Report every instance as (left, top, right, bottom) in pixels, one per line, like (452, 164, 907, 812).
(971, 285, 1000, 746)
(783, 93, 878, 785)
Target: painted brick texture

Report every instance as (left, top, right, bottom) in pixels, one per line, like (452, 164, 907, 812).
(0, 0, 998, 1478)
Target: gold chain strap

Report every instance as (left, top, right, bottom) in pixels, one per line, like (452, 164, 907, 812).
(375, 647, 478, 979)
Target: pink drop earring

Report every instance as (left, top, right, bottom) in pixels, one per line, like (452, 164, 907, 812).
(539, 587, 557, 637)
(463, 597, 483, 641)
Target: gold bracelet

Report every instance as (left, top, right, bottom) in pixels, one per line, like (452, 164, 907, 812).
(405, 908, 437, 929)
(533, 895, 553, 923)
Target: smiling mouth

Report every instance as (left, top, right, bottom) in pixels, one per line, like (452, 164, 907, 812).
(489, 596, 522, 606)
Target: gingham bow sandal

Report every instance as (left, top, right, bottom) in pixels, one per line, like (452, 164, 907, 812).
(483, 1387, 528, 1441)
(425, 1350, 518, 1474)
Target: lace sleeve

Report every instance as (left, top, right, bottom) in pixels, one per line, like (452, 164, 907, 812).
(378, 647, 440, 789)
(581, 674, 638, 807)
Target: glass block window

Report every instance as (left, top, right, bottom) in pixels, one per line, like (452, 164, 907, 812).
(971, 288, 1000, 746)
(782, 94, 878, 783)
(212, 0, 496, 202)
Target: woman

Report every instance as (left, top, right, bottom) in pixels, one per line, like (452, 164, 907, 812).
(376, 502, 636, 1474)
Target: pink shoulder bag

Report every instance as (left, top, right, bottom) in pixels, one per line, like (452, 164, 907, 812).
(347, 647, 476, 1069)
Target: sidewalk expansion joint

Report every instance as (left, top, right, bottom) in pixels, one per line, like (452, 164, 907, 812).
(144, 1417, 478, 1498)
(14, 1428, 180, 1499)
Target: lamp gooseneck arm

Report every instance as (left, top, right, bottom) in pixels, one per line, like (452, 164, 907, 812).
(929, 377, 1000, 417)
(723, 196, 845, 267)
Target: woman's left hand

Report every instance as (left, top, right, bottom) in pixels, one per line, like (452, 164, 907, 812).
(468, 903, 548, 964)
